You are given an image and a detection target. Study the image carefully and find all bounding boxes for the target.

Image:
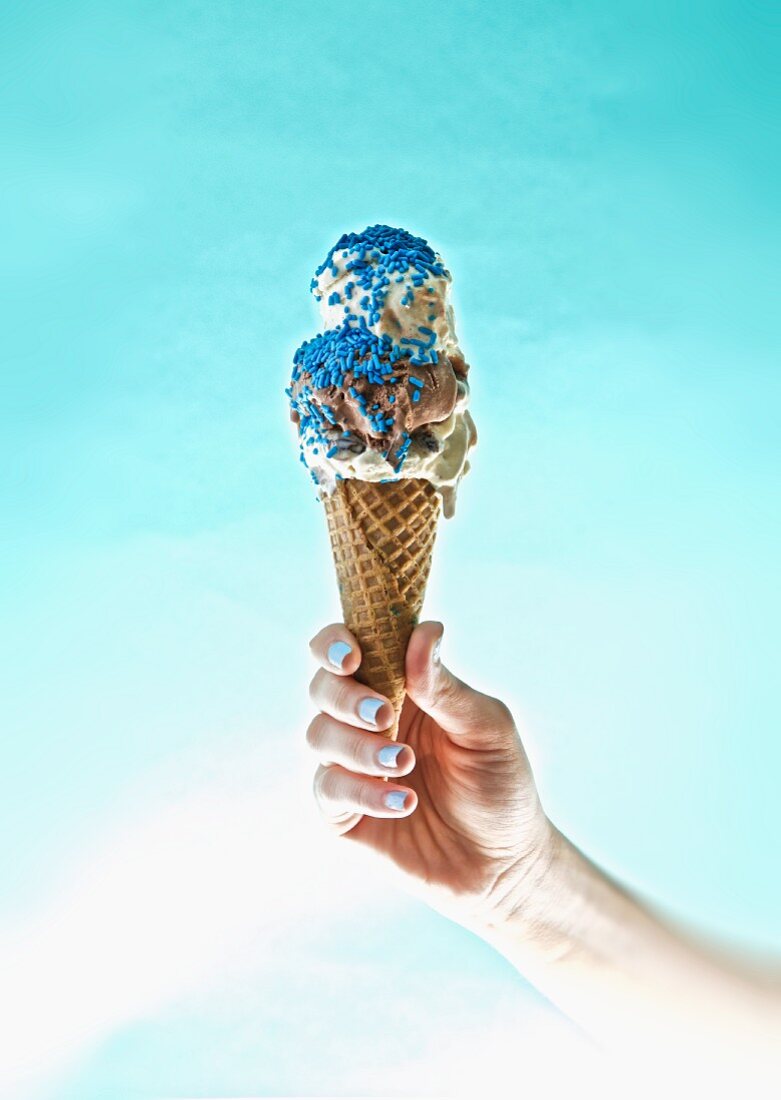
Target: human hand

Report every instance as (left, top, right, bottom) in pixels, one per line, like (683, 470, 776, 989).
(306, 621, 555, 930)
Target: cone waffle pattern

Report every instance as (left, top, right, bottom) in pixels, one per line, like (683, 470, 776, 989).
(323, 478, 440, 741)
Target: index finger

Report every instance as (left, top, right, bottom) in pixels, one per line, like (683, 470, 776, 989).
(309, 623, 362, 675)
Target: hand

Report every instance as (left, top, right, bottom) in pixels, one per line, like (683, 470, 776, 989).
(306, 621, 554, 929)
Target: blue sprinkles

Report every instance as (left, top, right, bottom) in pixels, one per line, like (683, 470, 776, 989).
(292, 227, 454, 488)
(289, 321, 440, 479)
(314, 225, 447, 284)
(312, 225, 449, 329)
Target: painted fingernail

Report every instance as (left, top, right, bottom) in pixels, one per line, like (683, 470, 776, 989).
(378, 744, 404, 769)
(327, 641, 352, 669)
(384, 790, 408, 812)
(358, 697, 384, 726)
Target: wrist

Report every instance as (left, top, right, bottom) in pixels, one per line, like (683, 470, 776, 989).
(467, 818, 565, 942)
(472, 824, 587, 962)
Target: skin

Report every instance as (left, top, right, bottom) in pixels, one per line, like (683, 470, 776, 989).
(308, 619, 552, 929)
(307, 620, 781, 1077)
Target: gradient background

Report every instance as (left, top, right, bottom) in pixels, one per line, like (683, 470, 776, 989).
(2, 1, 780, 1097)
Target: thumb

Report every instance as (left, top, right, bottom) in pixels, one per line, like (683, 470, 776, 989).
(405, 622, 516, 749)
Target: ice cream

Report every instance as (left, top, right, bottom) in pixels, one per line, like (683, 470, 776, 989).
(311, 224, 463, 360)
(287, 225, 476, 517)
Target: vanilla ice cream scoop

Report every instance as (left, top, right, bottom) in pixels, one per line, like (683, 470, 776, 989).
(312, 224, 463, 359)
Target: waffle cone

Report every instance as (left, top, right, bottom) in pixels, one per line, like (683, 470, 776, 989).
(323, 478, 440, 741)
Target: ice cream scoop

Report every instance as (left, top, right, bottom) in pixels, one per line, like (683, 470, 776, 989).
(288, 225, 476, 516)
(311, 224, 462, 360)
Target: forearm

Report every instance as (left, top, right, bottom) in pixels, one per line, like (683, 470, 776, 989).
(475, 826, 781, 1067)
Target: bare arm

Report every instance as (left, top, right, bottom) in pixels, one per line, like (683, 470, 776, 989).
(475, 826, 781, 1066)
(306, 620, 781, 1076)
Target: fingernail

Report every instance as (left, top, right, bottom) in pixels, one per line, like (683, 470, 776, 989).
(358, 697, 384, 726)
(327, 641, 352, 669)
(432, 635, 442, 664)
(384, 790, 408, 812)
(378, 744, 404, 769)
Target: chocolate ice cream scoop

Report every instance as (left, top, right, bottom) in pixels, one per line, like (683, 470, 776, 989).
(288, 323, 463, 474)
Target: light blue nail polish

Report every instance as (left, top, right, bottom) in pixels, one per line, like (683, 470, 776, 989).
(385, 790, 408, 812)
(327, 640, 352, 669)
(358, 697, 384, 725)
(378, 744, 404, 768)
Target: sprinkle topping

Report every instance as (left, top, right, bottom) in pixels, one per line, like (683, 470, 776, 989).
(290, 225, 466, 494)
(311, 224, 450, 343)
(314, 225, 447, 285)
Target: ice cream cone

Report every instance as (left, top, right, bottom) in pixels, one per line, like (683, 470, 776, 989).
(289, 227, 476, 743)
(323, 477, 440, 741)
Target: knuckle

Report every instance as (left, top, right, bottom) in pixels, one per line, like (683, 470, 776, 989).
(305, 713, 328, 751)
(431, 672, 462, 713)
(486, 695, 515, 731)
(483, 697, 518, 748)
(312, 764, 325, 801)
(337, 727, 365, 770)
(308, 668, 324, 702)
(333, 678, 357, 715)
(313, 763, 337, 804)
(363, 737, 382, 771)
(353, 778, 376, 813)
(312, 766, 367, 835)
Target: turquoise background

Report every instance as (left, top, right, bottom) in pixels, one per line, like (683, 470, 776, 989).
(2, 1, 779, 1097)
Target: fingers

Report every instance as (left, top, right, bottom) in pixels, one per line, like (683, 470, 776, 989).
(309, 667, 395, 731)
(306, 713, 415, 777)
(309, 623, 361, 676)
(308, 623, 415, 830)
(405, 621, 517, 748)
(309, 623, 394, 729)
(306, 709, 417, 829)
(313, 762, 418, 822)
